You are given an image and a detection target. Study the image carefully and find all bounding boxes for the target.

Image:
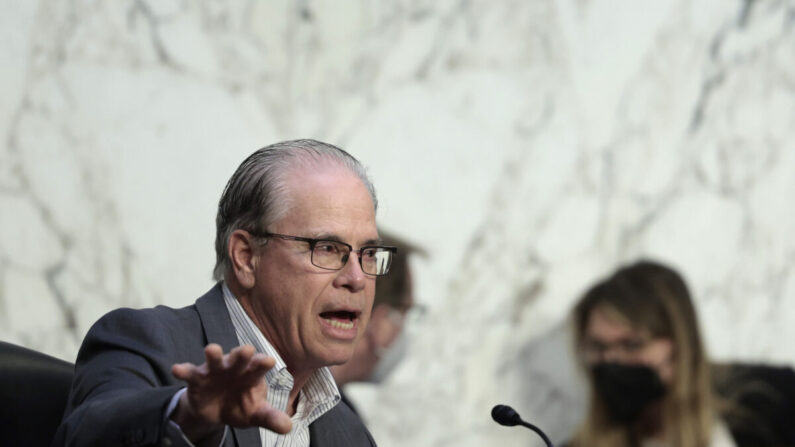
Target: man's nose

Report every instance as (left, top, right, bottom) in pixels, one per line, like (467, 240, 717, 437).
(334, 252, 368, 292)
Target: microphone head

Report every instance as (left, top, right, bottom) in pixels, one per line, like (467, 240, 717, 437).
(491, 404, 521, 427)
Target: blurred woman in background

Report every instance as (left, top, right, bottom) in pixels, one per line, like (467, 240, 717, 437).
(569, 260, 721, 447)
(567, 260, 794, 447)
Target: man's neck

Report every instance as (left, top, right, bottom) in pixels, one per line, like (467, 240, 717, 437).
(285, 366, 318, 416)
(223, 279, 317, 417)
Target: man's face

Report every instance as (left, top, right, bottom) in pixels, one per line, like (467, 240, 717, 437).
(250, 166, 378, 374)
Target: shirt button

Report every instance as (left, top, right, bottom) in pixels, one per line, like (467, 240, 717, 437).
(272, 375, 293, 389)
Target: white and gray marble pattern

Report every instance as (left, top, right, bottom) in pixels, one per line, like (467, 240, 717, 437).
(1, 1, 793, 446)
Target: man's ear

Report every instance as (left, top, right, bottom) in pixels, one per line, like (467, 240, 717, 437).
(228, 229, 258, 289)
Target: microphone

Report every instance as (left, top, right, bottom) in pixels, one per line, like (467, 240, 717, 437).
(491, 404, 554, 447)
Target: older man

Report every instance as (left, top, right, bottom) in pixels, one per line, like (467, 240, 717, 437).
(55, 140, 394, 446)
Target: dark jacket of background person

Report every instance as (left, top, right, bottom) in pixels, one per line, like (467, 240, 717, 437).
(713, 362, 795, 446)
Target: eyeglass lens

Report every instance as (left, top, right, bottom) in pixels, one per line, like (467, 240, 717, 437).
(311, 241, 392, 275)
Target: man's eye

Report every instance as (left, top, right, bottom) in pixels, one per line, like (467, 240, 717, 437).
(315, 243, 340, 254)
(362, 248, 377, 259)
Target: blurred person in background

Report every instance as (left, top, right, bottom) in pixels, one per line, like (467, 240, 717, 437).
(330, 230, 424, 415)
(567, 260, 795, 447)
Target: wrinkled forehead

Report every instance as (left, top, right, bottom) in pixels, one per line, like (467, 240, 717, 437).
(278, 165, 377, 237)
(285, 160, 375, 206)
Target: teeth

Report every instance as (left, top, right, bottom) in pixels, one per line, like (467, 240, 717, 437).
(325, 318, 354, 330)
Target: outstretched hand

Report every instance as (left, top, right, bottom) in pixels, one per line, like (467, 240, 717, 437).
(171, 344, 292, 442)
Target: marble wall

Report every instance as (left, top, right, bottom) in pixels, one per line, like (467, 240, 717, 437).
(1, 1, 794, 446)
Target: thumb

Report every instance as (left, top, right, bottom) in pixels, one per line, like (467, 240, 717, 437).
(252, 406, 292, 434)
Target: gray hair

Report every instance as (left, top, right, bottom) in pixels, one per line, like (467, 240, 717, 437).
(213, 139, 378, 281)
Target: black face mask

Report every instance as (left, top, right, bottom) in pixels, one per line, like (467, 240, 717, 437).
(592, 363, 666, 424)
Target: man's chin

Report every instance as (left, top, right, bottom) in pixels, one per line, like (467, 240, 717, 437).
(316, 344, 357, 368)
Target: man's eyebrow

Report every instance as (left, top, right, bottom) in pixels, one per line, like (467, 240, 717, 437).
(314, 234, 382, 246)
(314, 233, 345, 243)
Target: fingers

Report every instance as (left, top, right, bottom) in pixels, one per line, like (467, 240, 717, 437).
(173, 345, 266, 377)
(226, 345, 255, 373)
(170, 344, 287, 432)
(250, 353, 276, 372)
(227, 346, 270, 387)
(172, 361, 203, 381)
(259, 354, 277, 371)
(239, 354, 276, 384)
(172, 345, 276, 390)
(204, 343, 224, 371)
(252, 406, 293, 434)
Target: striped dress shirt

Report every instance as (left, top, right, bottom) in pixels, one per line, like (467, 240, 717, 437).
(222, 283, 341, 447)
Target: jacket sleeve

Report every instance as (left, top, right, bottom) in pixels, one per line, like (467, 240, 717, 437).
(53, 307, 204, 447)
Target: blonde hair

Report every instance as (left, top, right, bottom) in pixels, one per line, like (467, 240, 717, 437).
(570, 260, 715, 447)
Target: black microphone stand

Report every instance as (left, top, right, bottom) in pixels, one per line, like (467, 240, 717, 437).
(491, 404, 555, 447)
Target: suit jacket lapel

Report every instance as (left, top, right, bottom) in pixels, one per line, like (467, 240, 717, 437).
(229, 426, 261, 447)
(195, 283, 240, 353)
(195, 283, 263, 447)
(310, 407, 356, 447)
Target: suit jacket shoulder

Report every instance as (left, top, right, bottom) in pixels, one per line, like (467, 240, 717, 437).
(54, 285, 230, 446)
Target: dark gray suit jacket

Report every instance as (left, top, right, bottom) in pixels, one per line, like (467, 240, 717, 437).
(53, 284, 377, 447)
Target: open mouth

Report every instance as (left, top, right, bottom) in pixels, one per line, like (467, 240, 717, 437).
(320, 310, 359, 330)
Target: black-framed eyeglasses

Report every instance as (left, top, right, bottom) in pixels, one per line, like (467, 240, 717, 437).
(251, 231, 397, 276)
